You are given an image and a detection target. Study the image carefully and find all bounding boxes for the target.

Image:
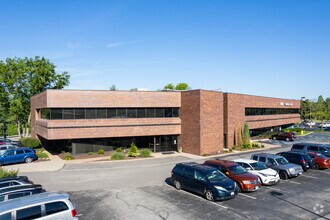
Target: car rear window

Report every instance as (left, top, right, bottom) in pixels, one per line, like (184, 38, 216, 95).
(303, 155, 311, 160)
(307, 146, 318, 151)
(259, 157, 266, 162)
(172, 165, 185, 175)
(16, 150, 24, 154)
(292, 145, 304, 150)
(45, 201, 69, 215)
(24, 149, 32, 153)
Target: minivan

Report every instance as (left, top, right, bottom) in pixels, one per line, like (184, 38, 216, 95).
(0, 184, 44, 202)
(171, 162, 239, 201)
(291, 143, 330, 157)
(0, 192, 79, 219)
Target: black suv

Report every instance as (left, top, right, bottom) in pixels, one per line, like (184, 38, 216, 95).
(276, 151, 315, 171)
(171, 162, 238, 201)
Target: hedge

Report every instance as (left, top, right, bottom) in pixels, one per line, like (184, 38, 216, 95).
(20, 138, 41, 148)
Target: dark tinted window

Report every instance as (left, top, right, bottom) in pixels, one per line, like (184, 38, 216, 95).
(127, 109, 137, 118)
(40, 108, 50, 119)
(0, 146, 6, 150)
(155, 109, 164, 117)
(172, 108, 179, 117)
(252, 155, 258, 160)
(183, 167, 194, 178)
(24, 149, 32, 154)
(259, 157, 266, 162)
(97, 109, 107, 118)
(137, 109, 146, 118)
(16, 205, 42, 219)
(50, 109, 63, 119)
(86, 109, 96, 119)
(164, 108, 173, 117)
(16, 150, 24, 155)
(63, 109, 74, 119)
(45, 201, 69, 215)
(292, 145, 304, 150)
(303, 155, 311, 160)
(146, 109, 155, 118)
(6, 150, 14, 156)
(307, 146, 318, 151)
(0, 212, 11, 220)
(245, 108, 300, 116)
(173, 165, 185, 174)
(107, 109, 116, 118)
(117, 109, 126, 118)
(8, 192, 31, 200)
(0, 182, 10, 188)
(75, 109, 85, 119)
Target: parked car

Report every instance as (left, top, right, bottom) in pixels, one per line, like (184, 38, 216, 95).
(0, 147, 38, 166)
(304, 121, 315, 126)
(0, 178, 33, 191)
(0, 184, 44, 202)
(0, 192, 79, 219)
(0, 138, 13, 143)
(0, 144, 19, 155)
(319, 122, 330, 128)
(271, 132, 295, 141)
(306, 152, 330, 169)
(0, 176, 33, 185)
(325, 127, 330, 131)
(204, 160, 261, 192)
(276, 151, 315, 172)
(171, 162, 239, 201)
(251, 153, 303, 180)
(291, 143, 330, 158)
(233, 159, 280, 185)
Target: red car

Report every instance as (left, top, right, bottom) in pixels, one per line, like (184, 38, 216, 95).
(204, 160, 261, 192)
(307, 152, 330, 169)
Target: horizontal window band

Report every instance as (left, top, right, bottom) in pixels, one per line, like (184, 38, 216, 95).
(36, 123, 181, 130)
(246, 117, 300, 122)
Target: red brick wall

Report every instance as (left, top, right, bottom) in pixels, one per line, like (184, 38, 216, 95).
(224, 93, 301, 148)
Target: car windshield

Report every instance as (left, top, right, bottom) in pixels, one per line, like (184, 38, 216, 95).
(204, 170, 227, 181)
(316, 153, 327, 159)
(229, 165, 247, 175)
(275, 157, 289, 165)
(325, 147, 330, 152)
(250, 162, 267, 170)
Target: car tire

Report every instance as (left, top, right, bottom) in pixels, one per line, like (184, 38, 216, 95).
(279, 171, 288, 180)
(173, 179, 182, 190)
(312, 164, 319, 170)
(25, 157, 33, 163)
(205, 189, 214, 201)
(237, 183, 242, 193)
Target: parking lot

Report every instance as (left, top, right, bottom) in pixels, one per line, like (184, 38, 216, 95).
(21, 141, 330, 220)
(260, 132, 330, 146)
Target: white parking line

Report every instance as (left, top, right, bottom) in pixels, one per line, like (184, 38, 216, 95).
(281, 180, 301, 185)
(310, 169, 330, 174)
(164, 185, 228, 209)
(265, 186, 289, 193)
(238, 193, 257, 200)
(300, 174, 318, 179)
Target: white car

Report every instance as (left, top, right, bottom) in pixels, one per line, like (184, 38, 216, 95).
(320, 122, 330, 128)
(234, 159, 280, 185)
(305, 121, 315, 126)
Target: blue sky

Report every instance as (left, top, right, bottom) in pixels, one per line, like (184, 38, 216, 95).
(0, 0, 329, 99)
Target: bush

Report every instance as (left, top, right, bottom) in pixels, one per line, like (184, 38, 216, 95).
(111, 152, 125, 160)
(0, 168, 19, 178)
(261, 144, 265, 148)
(127, 143, 138, 157)
(97, 149, 105, 155)
(36, 149, 49, 159)
(64, 153, 74, 160)
(242, 143, 252, 149)
(116, 148, 122, 153)
(20, 138, 41, 148)
(87, 152, 94, 156)
(140, 149, 152, 157)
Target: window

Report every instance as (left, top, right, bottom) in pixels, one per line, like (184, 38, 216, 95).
(45, 201, 69, 215)
(137, 109, 146, 118)
(0, 212, 11, 220)
(75, 109, 85, 119)
(238, 163, 250, 169)
(245, 108, 300, 116)
(194, 171, 206, 181)
(107, 109, 116, 118)
(155, 109, 164, 117)
(97, 109, 107, 118)
(8, 192, 31, 200)
(24, 150, 32, 153)
(267, 158, 276, 165)
(173, 108, 179, 117)
(292, 145, 304, 150)
(319, 147, 327, 152)
(16, 150, 24, 155)
(117, 109, 126, 118)
(127, 109, 137, 118)
(146, 109, 155, 118)
(16, 205, 42, 219)
(0, 182, 10, 188)
(40, 109, 50, 119)
(259, 157, 266, 162)
(63, 109, 74, 119)
(307, 146, 318, 151)
(50, 109, 63, 119)
(164, 108, 172, 117)
(0, 147, 6, 150)
(6, 150, 14, 156)
(86, 109, 96, 119)
(252, 156, 258, 160)
(183, 167, 194, 178)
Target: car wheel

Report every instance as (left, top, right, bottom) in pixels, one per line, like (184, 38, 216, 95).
(237, 183, 242, 193)
(25, 157, 33, 163)
(173, 179, 182, 190)
(272, 136, 276, 140)
(279, 171, 288, 180)
(312, 164, 319, 170)
(205, 189, 214, 201)
(285, 138, 290, 141)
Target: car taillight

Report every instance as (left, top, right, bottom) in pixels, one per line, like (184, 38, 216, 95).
(71, 209, 77, 217)
(300, 159, 306, 163)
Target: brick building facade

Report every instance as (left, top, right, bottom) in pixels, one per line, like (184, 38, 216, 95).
(31, 89, 300, 155)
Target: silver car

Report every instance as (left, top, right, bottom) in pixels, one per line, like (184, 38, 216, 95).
(0, 144, 19, 155)
(0, 192, 79, 219)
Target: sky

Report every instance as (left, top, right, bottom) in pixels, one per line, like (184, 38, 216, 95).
(0, 0, 329, 100)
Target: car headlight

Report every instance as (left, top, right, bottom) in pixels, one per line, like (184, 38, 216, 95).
(242, 180, 252, 184)
(289, 168, 295, 173)
(214, 186, 227, 191)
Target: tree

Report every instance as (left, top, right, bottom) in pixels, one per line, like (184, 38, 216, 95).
(175, 83, 190, 90)
(243, 122, 251, 145)
(0, 57, 70, 137)
(109, 84, 118, 91)
(163, 83, 175, 90)
(236, 125, 243, 147)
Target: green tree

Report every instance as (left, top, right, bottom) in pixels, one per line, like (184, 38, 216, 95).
(236, 126, 243, 147)
(175, 83, 190, 90)
(0, 57, 70, 137)
(109, 84, 118, 91)
(163, 83, 175, 90)
(243, 122, 251, 145)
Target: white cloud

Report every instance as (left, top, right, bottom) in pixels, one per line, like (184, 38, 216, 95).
(106, 39, 144, 48)
(67, 42, 81, 50)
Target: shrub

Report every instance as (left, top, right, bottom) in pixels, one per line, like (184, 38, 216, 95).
(36, 149, 49, 159)
(242, 143, 252, 149)
(116, 148, 122, 153)
(232, 146, 237, 150)
(0, 168, 19, 178)
(20, 138, 41, 149)
(97, 149, 105, 155)
(64, 153, 74, 160)
(87, 152, 94, 156)
(140, 149, 152, 157)
(127, 143, 138, 157)
(261, 144, 265, 148)
(111, 152, 125, 160)
(243, 123, 251, 145)
(229, 149, 233, 152)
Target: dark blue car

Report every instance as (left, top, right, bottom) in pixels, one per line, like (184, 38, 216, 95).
(0, 148, 38, 166)
(171, 162, 239, 201)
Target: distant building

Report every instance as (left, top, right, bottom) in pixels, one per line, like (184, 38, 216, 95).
(31, 89, 300, 155)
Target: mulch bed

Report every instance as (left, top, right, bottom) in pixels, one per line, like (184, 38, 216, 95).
(58, 152, 112, 160)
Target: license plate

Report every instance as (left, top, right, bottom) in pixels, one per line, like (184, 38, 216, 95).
(255, 186, 260, 190)
(230, 192, 234, 196)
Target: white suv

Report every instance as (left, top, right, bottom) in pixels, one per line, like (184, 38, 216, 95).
(234, 159, 280, 185)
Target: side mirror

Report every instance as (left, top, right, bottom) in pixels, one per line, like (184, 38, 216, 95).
(225, 172, 230, 176)
(246, 167, 251, 171)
